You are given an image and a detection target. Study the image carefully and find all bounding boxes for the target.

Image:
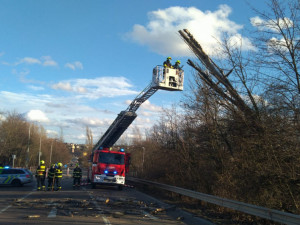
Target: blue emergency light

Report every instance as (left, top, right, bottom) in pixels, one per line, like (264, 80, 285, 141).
(120, 148, 125, 152)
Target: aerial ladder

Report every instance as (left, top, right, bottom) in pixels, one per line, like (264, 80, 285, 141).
(93, 65, 184, 151)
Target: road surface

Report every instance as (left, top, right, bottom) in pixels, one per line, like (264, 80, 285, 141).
(0, 177, 212, 225)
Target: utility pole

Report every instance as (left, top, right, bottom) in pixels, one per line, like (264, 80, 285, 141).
(38, 133, 42, 165)
(49, 139, 53, 166)
(26, 124, 31, 168)
(142, 147, 145, 174)
(12, 155, 16, 168)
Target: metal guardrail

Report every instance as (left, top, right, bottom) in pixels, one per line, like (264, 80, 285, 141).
(127, 177, 300, 225)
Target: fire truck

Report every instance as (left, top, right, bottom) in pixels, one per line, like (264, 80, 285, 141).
(89, 65, 184, 190)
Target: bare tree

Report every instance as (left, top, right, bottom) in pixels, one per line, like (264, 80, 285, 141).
(85, 126, 93, 151)
(251, 0, 300, 92)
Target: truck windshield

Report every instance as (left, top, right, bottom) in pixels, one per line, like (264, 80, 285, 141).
(99, 152, 124, 165)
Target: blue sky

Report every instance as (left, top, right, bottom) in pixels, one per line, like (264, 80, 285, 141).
(0, 0, 269, 143)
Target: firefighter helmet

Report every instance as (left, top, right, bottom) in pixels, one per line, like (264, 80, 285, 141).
(57, 162, 63, 167)
(40, 160, 45, 165)
(167, 57, 172, 60)
(176, 60, 181, 64)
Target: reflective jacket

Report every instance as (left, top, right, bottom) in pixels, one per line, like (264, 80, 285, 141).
(163, 59, 172, 68)
(73, 167, 82, 178)
(173, 62, 181, 70)
(55, 167, 62, 178)
(36, 165, 46, 177)
(48, 167, 56, 179)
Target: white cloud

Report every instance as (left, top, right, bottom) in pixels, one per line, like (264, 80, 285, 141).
(76, 87, 87, 93)
(0, 91, 120, 143)
(140, 100, 162, 112)
(250, 16, 293, 32)
(125, 99, 162, 112)
(0, 114, 5, 121)
(46, 129, 58, 137)
(140, 111, 152, 116)
(28, 85, 45, 91)
(2, 56, 58, 67)
(12, 68, 45, 85)
(52, 82, 73, 91)
(267, 37, 289, 53)
(136, 117, 151, 124)
(0, 89, 169, 144)
(126, 5, 254, 56)
(26, 109, 49, 122)
(66, 117, 107, 127)
(51, 77, 138, 99)
(42, 56, 58, 67)
(65, 61, 83, 70)
(19, 57, 41, 65)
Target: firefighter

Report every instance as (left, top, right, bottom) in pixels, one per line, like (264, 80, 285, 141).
(55, 162, 63, 191)
(163, 57, 173, 68)
(73, 163, 82, 189)
(173, 60, 182, 70)
(47, 164, 56, 191)
(36, 160, 46, 191)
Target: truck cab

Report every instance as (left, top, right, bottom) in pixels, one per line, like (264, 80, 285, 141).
(90, 148, 130, 190)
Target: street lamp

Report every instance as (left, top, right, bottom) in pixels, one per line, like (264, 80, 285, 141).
(38, 125, 42, 165)
(49, 139, 54, 166)
(142, 147, 145, 174)
(12, 154, 16, 168)
(26, 124, 31, 168)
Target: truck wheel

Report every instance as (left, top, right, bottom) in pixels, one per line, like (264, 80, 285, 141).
(118, 185, 123, 191)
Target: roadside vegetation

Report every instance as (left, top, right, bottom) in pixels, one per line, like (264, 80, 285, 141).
(0, 112, 71, 168)
(0, 0, 298, 220)
(130, 0, 300, 216)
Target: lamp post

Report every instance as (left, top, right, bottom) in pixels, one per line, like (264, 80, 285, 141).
(49, 139, 54, 166)
(142, 147, 145, 174)
(26, 124, 31, 168)
(38, 128, 42, 165)
(12, 154, 16, 168)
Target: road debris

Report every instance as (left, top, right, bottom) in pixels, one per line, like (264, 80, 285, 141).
(27, 215, 40, 219)
(10, 195, 175, 220)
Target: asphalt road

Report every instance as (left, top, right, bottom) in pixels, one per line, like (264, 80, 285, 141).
(0, 176, 212, 225)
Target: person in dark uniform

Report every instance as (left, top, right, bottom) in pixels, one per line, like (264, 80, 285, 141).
(173, 60, 182, 70)
(36, 160, 46, 191)
(73, 163, 82, 189)
(47, 164, 56, 191)
(55, 162, 63, 191)
(163, 57, 172, 68)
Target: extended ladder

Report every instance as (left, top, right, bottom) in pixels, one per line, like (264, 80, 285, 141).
(93, 66, 184, 150)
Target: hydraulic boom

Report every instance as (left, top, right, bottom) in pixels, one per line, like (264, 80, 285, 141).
(93, 66, 184, 151)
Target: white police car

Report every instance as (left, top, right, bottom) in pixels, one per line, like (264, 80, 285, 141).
(0, 167, 33, 186)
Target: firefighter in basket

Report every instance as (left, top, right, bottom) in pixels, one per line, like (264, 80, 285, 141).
(163, 57, 172, 68)
(173, 60, 182, 70)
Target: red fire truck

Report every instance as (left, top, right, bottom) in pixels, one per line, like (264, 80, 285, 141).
(90, 148, 130, 190)
(89, 66, 184, 190)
